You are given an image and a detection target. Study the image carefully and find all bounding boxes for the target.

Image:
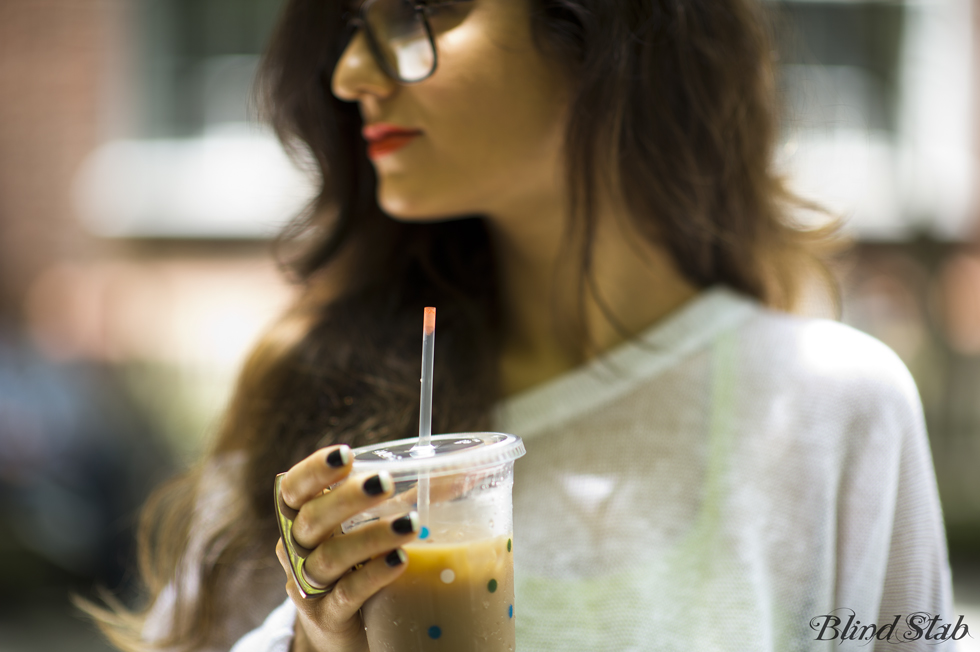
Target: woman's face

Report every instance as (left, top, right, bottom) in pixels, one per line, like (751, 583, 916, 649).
(331, 0, 570, 221)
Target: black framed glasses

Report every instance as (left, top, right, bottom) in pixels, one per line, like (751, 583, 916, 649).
(347, 0, 473, 84)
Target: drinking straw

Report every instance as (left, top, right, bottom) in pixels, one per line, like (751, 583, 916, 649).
(418, 307, 436, 451)
(412, 307, 436, 533)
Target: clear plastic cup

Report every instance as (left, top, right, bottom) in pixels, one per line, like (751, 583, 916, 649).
(344, 432, 525, 652)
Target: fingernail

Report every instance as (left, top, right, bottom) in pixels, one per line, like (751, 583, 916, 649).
(391, 512, 419, 535)
(385, 549, 407, 567)
(326, 446, 351, 469)
(363, 472, 393, 496)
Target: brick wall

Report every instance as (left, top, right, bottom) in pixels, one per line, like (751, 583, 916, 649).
(0, 1, 117, 319)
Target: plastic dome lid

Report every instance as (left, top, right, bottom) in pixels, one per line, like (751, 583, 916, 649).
(350, 432, 525, 480)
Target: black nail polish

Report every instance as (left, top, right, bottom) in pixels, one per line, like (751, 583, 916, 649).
(326, 447, 349, 468)
(363, 474, 389, 496)
(385, 549, 406, 567)
(392, 512, 418, 535)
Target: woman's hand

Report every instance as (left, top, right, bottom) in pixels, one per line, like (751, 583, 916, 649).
(275, 445, 419, 652)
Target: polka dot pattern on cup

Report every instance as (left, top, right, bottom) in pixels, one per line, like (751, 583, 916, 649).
(487, 579, 498, 593)
(428, 625, 441, 639)
(440, 569, 455, 584)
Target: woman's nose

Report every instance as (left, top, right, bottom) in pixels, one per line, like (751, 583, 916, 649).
(331, 31, 396, 102)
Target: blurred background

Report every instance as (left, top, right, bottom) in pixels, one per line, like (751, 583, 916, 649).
(0, 0, 978, 649)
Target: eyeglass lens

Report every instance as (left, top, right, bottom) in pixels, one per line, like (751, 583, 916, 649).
(364, 0, 435, 82)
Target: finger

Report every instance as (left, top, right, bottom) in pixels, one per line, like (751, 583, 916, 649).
(326, 548, 409, 623)
(276, 538, 289, 573)
(292, 471, 394, 549)
(280, 445, 353, 510)
(303, 511, 418, 588)
(278, 538, 303, 599)
(284, 563, 310, 612)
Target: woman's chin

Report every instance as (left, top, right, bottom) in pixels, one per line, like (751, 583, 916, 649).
(377, 192, 469, 224)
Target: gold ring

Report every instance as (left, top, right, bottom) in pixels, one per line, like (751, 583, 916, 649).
(274, 473, 332, 598)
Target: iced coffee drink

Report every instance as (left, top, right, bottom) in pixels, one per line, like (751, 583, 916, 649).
(364, 535, 515, 651)
(345, 433, 524, 652)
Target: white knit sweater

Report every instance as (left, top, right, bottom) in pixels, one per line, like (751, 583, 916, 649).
(226, 287, 956, 651)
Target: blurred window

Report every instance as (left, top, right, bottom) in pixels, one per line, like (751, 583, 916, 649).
(73, 0, 312, 239)
(774, 0, 973, 241)
(777, 2, 905, 133)
(135, 0, 284, 137)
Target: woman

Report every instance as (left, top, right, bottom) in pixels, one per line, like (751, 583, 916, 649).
(90, 0, 955, 650)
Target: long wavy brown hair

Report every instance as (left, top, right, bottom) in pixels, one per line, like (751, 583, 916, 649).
(84, 0, 838, 649)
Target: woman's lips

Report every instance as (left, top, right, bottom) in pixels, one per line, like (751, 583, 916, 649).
(367, 134, 419, 159)
(363, 123, 423, 159)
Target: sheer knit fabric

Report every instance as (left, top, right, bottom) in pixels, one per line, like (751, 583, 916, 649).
(226, 286, 955, 651)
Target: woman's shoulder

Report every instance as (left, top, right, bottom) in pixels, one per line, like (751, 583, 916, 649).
(734, 305, 921, 418)
(719, 305, 928, 478)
